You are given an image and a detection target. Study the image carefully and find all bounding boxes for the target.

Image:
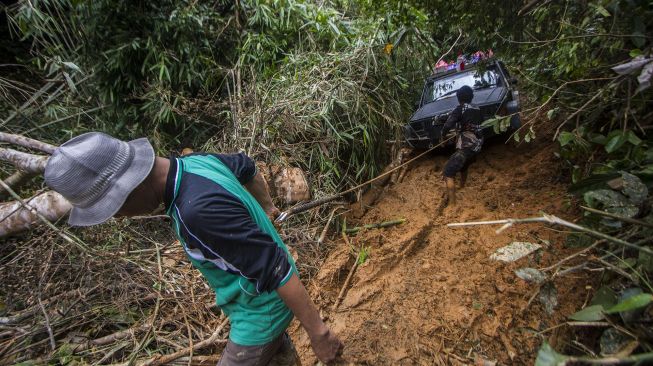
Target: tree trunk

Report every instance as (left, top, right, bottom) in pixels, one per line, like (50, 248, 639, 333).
(0, 191, 71, 237)
(0, 132, 57, 154)
(0, 148, 49, 173)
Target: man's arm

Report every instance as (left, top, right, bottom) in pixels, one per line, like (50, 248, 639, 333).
(244, 172, 280, 220)
(441, 105, 462, 138)
(277, 273, 343, 364)
(212, 153, 280, 220)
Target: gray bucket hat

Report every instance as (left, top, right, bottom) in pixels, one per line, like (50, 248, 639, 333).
(44, 132, 155, 226)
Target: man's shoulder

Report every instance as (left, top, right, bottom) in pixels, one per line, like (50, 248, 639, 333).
(175, 172, 243, 211)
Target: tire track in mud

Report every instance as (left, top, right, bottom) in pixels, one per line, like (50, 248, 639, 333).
(291, 138, 593, 365)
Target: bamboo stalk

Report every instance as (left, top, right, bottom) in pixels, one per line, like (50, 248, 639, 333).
(332, 233, 359, 311)
(139, 317, 229, 366)
(317, 207, 339, 244)
(71, 325, 152, 353)
(447, 214, 653, 256)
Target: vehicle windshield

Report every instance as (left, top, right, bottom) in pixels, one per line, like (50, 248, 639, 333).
(423, 69, 500, 104)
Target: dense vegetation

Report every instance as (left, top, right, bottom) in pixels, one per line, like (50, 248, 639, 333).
(1, 0, 652, 364)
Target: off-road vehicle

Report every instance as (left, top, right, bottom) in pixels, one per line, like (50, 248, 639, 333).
(404, 57, 521, 149)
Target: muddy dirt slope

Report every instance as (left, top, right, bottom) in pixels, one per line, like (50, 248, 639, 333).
(290, 137, 591, 365)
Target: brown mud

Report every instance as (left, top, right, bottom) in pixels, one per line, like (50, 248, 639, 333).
(289, 136, 593, 365)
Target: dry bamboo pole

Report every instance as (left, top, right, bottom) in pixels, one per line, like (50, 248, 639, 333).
(580, 205, 653, 228)
(317, 207, 339, 244)
(139, 317, 229, 366)
(332, 233, 359, 311)
(447, 213, 653, 256)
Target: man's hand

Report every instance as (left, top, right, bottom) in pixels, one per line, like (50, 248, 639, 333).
(309, 328, 343, 364)
(277, 274, 344, 364)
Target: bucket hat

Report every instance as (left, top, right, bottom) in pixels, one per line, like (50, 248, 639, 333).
(44, 132, 155, 226)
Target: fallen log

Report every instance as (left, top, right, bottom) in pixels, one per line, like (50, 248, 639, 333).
(0, 132, 57, 154)
(0, 190, 71, 237)
(0, 148, 49, 173)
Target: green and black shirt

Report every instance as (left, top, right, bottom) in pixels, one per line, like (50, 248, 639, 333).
(164, 152, 297, 346)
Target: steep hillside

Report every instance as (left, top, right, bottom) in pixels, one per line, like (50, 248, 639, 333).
(291, 134, 592, 365)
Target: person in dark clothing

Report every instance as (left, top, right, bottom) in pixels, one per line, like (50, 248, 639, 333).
(440, 85, 484, 206)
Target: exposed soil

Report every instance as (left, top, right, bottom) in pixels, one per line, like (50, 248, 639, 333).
(290, 135, 593, 365)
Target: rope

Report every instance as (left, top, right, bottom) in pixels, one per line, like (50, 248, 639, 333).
(277, 136, 455, 221)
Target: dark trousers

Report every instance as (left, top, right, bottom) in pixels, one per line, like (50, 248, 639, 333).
(217, 332, 297, 366)
(443, 148, 476, 178)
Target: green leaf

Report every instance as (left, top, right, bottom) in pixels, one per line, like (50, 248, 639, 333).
(595, 5, 611, 17)
(546, 108, 557, 120)
(605, 132, 627, 153)
(569, 304, 604, 321)
(558, 131, 575, 147)
(627, 131, 642, 145)
(605, 293, 653, 314)
(62, 61, 82, 73)
(63, 72, 77, 94)
(590, 286, 617, 308)
(535, 342, 569, 366)
(588, 133, 607, 145)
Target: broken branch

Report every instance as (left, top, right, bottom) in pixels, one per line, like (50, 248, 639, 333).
(0, 170, 34, 199)
(0, 148, 49, 173)
(139, 317, 229, 366)
(332, 233, 360, 311)
(447, 213, 653, 256)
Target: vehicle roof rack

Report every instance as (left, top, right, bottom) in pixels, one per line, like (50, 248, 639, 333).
(431, 49, 495, 77)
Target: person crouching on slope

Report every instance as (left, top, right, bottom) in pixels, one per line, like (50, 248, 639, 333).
(440, 85, 484, 206)
(44, 132, 343, 365)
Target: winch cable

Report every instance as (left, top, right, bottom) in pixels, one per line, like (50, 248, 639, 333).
(275, 136, 455, 222)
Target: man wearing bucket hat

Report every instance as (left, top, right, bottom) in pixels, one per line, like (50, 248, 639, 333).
(44, 132, 343, 365)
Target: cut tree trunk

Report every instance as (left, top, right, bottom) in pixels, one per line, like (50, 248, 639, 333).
(0, 191, 71, 237)
(0, 148, 49, 173)
(0, 132, 57, 154)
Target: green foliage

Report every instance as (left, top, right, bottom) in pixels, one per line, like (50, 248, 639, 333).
(605, 293, 653, 314)
(569, 305, 605, 322)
